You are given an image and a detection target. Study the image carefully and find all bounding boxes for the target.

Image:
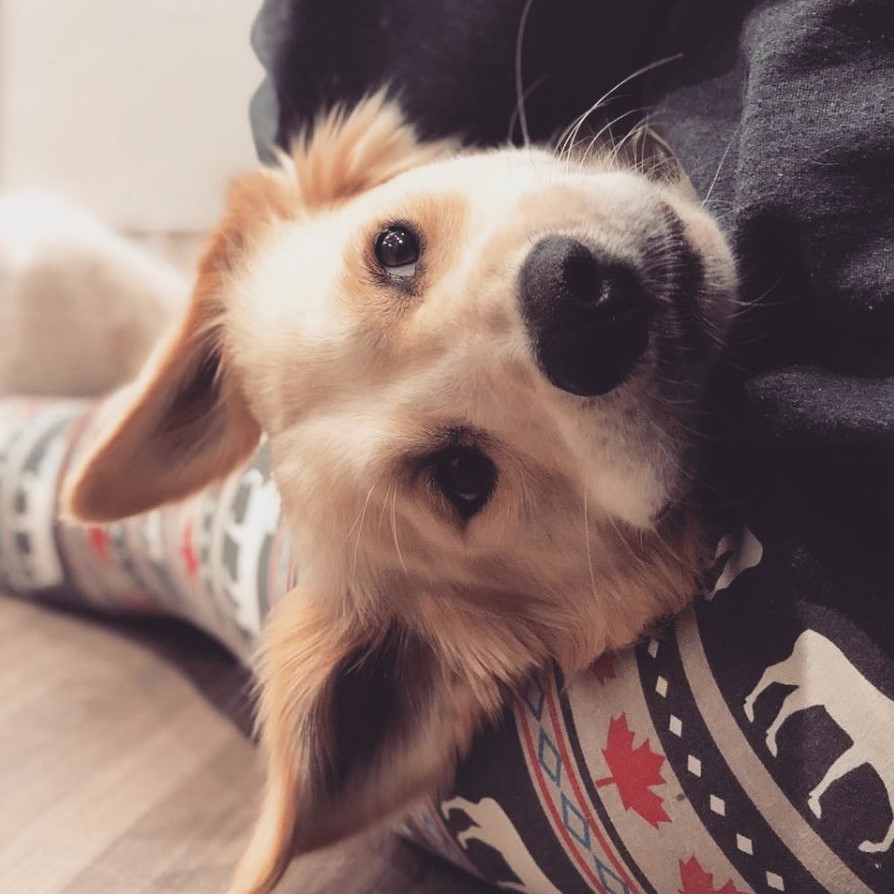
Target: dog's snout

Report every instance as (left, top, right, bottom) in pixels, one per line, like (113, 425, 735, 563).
(519, 236, 653, 396)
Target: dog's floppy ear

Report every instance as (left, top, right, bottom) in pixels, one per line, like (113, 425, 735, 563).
(226, 587, 505, 894)
(64, 92, 450, 524)
(60, 171, 291, 522)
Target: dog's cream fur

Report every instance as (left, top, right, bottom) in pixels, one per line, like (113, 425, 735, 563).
(3, 94, 735, 893)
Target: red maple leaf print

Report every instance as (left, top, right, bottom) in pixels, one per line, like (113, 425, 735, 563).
(678, 857, 749, 894)
(88, 526, 110, 564)
(595, 713, 670, 827)
(591, 652, 617, 685)
(180, 520, 199, 577)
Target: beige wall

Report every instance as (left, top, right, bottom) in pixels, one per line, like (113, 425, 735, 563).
(0, 0, 263, 231)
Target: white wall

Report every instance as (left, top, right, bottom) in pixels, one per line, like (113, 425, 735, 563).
(0, 0, 263, 231)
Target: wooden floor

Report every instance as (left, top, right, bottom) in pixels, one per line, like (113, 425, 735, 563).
(0, 596, 492, 894)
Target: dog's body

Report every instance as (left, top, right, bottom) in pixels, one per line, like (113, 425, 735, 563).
(1, 95, 736, 894)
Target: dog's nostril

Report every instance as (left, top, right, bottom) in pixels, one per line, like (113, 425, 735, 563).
(519, 236, 653, 397)
(562, 243, 647, 317)
(562, 243, 603, 305)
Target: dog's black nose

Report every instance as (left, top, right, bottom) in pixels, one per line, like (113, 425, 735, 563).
(519, 237, 653, 396)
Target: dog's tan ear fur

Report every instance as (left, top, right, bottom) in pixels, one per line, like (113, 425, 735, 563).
(60, 175, 285, 523)
(287, 89, 454, 209)
(64, 93, 450, 524)
(226, 587, 505, 894)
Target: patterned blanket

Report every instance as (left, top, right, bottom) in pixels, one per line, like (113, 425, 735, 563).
(1, 397, 891, 894)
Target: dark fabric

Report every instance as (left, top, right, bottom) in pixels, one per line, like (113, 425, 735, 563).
(250, 0, 672, 151)
(247, 0, 894, 665)
(246, 1, 894, 890)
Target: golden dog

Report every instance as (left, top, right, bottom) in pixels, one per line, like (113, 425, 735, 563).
(62, 93, 736, 894)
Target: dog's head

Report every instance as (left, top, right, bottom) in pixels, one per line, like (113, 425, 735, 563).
(64, 93, 735, 893)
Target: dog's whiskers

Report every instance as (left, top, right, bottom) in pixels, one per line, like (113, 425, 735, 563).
(348, 479, 379, 578)
(571, 108, 651, 168)
(604, 510, 651, 573)
(605, 118, 658, 172)
(376, 483, 393, 535)
(389, 488, 409, 577)
(510, 74, 550, 146)
(557, 100, 615, 164)
(701, 128, 738, 210)
(582, 483, 600, 603)
(345, 481, 377, 545)
(556, 55, 683, 166)
(513, 0, 538, 146)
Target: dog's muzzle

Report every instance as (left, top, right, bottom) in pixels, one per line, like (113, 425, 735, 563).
(519, 236, 653, 396)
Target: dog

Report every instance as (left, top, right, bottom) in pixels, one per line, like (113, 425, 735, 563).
(24, 93, 737, 893)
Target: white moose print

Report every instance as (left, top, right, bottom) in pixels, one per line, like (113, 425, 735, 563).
(10, 433, 66, 589)
(709, 526, 763, 599)
(441, 796, 563, 894)
(744, 629, 894, 854)
(221, 468, 280, 635)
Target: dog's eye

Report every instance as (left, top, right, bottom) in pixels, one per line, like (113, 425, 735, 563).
(374, 226, 419, 280)
(431, 446, 496, 520)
